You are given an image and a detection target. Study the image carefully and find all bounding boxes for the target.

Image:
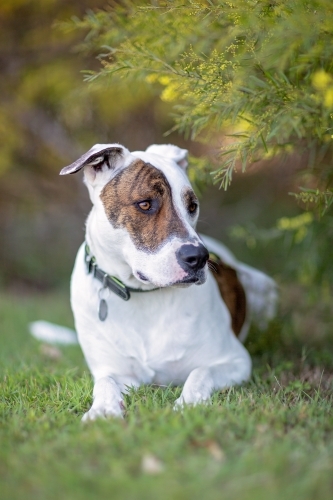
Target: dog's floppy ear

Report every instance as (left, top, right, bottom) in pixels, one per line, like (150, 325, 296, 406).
(60, 144, 128, 177)
(145, 144, 188, 170)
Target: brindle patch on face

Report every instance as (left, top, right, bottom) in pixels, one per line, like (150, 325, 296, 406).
(181, 187, 199, 219)
(209, 258, 246, 336)
(100, 160, 189, 253)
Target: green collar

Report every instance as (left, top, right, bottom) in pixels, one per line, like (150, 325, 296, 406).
(84, 244, 159, 301)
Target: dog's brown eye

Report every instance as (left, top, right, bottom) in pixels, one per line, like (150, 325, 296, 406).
(188, 202, 198, 214)
(138, 201, 151, 211)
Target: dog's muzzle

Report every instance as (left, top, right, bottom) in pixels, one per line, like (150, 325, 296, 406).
(176, 243, 209, 282)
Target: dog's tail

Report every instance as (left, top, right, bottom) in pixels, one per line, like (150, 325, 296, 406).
(29, 321, 78, 345)
(237, 264, 278, 329)
(235, 265, 278, 342)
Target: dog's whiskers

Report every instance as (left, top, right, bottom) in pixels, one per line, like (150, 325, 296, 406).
(208, 260, 218, 273)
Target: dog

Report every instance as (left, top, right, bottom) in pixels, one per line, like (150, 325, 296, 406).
(30, 143, 277, 420)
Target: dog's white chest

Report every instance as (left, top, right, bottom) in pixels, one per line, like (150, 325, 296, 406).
(71, 245, 235, 385)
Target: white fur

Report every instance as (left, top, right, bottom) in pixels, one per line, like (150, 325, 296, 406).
(31, 143, 277, 420)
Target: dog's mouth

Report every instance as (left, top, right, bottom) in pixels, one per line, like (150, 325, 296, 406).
(172, 270, 207, 287)
(136, 271, 149, 282)
(174, 276, 200, 285)
(135, 269, 206, 288)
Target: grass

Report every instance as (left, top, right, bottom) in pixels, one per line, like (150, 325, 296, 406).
(1, 287, 333, 500)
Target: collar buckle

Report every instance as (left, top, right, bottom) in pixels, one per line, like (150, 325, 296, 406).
(85, 254, 92, 274)
(102, 272, 108, 288)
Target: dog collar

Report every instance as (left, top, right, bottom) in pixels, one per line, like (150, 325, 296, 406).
(84, 243, 221, 303)
(84, 243, 159, 301)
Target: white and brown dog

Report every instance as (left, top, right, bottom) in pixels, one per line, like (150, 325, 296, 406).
(30, 143, 277, 420)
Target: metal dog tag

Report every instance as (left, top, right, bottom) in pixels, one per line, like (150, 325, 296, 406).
(98, 299, 108, 321)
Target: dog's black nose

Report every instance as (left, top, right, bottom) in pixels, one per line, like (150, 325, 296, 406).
(176, 244, 209, 273)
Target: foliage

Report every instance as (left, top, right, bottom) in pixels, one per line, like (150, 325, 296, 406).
(0, 0, 157, 182)
(290, 187, 333, 215)
(1, 290, 333, 500)
(231, 211, 333, 286)
(68, 0, 333, 210)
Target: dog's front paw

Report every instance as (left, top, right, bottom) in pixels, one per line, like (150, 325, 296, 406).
(173, 367, 213, 410)
(82, 401, 125, 422)
(173, 395, 185, 412)
(173, 393, 211, 411)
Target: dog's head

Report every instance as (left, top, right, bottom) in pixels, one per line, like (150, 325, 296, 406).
(60, 143, 208, 288)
